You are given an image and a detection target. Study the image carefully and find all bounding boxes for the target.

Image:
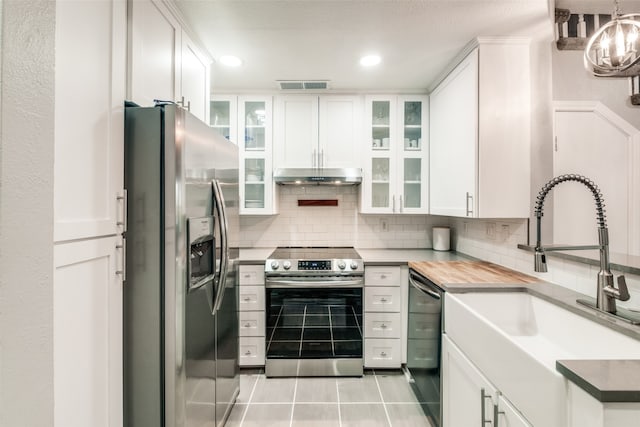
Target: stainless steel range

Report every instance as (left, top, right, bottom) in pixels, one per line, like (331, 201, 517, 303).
(264, 247, 364, 377)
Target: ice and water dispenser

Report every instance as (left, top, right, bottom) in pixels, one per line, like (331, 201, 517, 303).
(187, 216, 216, 291)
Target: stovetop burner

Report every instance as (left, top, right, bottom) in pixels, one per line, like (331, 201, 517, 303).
(268, 246, 360, 260)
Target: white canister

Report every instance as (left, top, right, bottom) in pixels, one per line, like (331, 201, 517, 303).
(432, 226, 451, 251)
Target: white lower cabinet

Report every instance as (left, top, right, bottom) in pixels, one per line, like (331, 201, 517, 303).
(238, 264, 266, 366)
(498, 395, 533, 427)
(364, 266, 403, 368)
(442, 335, 532, 427)
(53, 236, 123, 427)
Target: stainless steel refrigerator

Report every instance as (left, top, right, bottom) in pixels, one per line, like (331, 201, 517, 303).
(124, 103, 239, 427)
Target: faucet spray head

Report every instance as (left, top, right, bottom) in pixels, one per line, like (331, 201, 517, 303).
(534, 248, 548, 273)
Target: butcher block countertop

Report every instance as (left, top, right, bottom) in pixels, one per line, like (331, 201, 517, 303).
(408, 260, 540, 287)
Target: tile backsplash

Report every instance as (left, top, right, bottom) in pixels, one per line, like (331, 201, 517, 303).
(239, 186, 448, 249)
(448, 217, 640, 311)
(240, 188, 640, 310)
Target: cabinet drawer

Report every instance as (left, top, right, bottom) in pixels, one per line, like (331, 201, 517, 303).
(239, 286, 265, 311)
(407, 338, 439, 369)
(364, 312, 402, 339)
(409, 286, 441, 313)
(239, 311, 265, 337)
(365, 266, 401, 286)
(365, 287, 401, 312)
(364, 338, 401, 368)
(239, 265, 265, 285)
(408, 313, 440, 339)
(239, 337, 265, 366)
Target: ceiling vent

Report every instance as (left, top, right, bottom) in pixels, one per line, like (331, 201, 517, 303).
(277, 80, 330, 90)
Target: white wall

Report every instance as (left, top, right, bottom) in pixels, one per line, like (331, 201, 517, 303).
(0, 1, 55, 425)
(240, 186, 448, 249)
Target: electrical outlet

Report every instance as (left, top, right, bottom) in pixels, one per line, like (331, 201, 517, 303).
(486, 222, 496, 240)
(380, 218, 389, 232)
(501, 224, 510, 241)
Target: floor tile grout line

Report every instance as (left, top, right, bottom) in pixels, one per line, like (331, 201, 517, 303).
(238, 373, 261, 427)
(373, 371, 394, 427)
(336, 377, 343, 427)
(289, 376, 299, 427)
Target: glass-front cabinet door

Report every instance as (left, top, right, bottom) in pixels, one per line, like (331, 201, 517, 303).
(238, 96, 276, 214)
(210, 95, 237, 143)
(361, 95, 428, 214)
(398, 96, 428, 213)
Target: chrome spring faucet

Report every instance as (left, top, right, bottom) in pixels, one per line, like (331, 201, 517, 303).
(534, 174, 630, 314)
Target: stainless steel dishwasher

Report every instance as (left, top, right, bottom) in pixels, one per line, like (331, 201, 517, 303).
(407, 269, 443, 427)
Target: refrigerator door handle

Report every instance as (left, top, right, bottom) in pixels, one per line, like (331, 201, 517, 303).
(211, 179, 230, 313)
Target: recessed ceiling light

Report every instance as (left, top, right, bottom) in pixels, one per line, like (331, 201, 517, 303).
(360, 54, 381, 67)
(219, 55, 243, 67)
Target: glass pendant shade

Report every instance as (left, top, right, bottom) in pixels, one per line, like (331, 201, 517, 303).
(584, 13, 640, 76)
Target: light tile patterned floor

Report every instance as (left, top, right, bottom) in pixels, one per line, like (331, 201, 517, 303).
(224, 369, 435, 427)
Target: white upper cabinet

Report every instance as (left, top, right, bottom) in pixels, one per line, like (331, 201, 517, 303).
(318, 96, 363, 169)
(239, 96, 277, 215)
(210, 95, 238, 144)
(429, 38, 531, 218)
(129, 0, 211, 122)
(274, 95, 319, 168)
(361, 95, 429, 214)
(179, 32, 211, 122)
(54, 0, 126, 242)
(273, 95, 362, 169)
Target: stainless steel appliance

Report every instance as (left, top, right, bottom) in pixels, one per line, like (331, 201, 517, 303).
(407, 269, 444, 427)
(264, 247, 364, 377)
(124, 103, 240, 427)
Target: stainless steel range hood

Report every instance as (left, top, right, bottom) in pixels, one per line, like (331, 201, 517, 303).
(273, 168, 362, 185)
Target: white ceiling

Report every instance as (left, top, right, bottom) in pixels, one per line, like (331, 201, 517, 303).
(174, 0, 556, 92)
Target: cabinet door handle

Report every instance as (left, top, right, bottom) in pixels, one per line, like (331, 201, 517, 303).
(243, 297, 251, 302)
(380, 323, 388, 329)
(481, 388, 492, 425)
(380, 351, 387, 357)
(313, 149, 317, 168)
(466, 192, 474, 217)
(320, 149, 324, 168)
(392, 195, 396, 212)
(493, 404, 505, 427)
(244, 350, 252, 356)
(400, 195, 403, 212)
(380, 298, 388, 303)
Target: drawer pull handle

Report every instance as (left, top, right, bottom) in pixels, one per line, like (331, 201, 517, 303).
(380, 274, 387, 279)
(244, 323, 251, 328)
(243, 297, 251, 301)
(245, 350, 252, 356)
(380, 351, 387, 357)
(380, 323, 387, 329)
(380, 298, 387, 303)
(244, 274, 251, 278)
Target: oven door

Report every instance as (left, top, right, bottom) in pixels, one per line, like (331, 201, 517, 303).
(264, 275, 364, 377)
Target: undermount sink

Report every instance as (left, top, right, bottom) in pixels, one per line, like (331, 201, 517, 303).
(445, 291, 640, 426)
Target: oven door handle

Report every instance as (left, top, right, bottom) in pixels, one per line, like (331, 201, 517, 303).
(409, 271, 442, 300)
(266, 278, 364, 288)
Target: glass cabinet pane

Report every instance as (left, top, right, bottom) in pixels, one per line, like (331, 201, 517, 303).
(403, 101, 422, 151)
(371, 158, 390, 208)
(244, 101, 266, 150)
(245, 158, 265, 209)
(404, 158, 422, 208)
(371, 101, 391, 150)
(210, 101, 231, 140)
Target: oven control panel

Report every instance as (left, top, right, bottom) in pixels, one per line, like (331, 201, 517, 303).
(298, 260, 332, 270)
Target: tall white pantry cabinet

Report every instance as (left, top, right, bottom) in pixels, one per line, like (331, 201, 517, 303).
(53, 1, 126, 426)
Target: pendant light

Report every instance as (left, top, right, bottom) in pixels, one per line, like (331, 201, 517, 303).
(584, 0, 640, 77)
